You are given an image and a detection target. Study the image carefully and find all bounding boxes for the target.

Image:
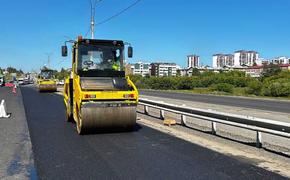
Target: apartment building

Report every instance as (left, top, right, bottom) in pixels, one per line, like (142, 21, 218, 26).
(271, 56, 290, 65)
(187, 55, 200, 68)
(151, 63, 177, 77)
(234, 50, 259, 67)
(213, 50, 259, 68)
(131, 62, 150, 77)
(212, 54, 234, 68)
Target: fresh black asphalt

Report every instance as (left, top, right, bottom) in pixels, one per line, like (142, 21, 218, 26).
(140, 90, 290, 113)
(21, 86, 286, 180)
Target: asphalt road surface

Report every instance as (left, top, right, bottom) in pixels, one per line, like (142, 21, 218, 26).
(21, 86, 286, 180)
(140, 90, 290, 113)
(0, 87, 35, 179)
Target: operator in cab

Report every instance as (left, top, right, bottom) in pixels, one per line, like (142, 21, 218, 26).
(80, 48, 122, 72)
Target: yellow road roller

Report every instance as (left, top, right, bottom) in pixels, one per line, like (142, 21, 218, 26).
(62, 36, 138, 134)
(37, 69, 57, 92)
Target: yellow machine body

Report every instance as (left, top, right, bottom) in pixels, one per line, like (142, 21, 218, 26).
(63, 38, 138, 134)
(37, 70, 57, 92)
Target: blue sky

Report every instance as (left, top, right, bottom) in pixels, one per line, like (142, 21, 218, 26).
(1, 0, 290, 71)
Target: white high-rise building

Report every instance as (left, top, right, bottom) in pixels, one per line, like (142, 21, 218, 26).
(212, 54, 234, 68)
(187, 55, 200, 68)
(234, 50, 259, 67)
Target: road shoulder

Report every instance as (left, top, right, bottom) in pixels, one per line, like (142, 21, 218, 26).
(0, 87, 36, 179)
(137, 117, 290, 178)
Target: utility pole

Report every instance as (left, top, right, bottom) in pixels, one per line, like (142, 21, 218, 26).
(90, 0, 102, 39)
(90, 0, 95, 39)
(46, 53, 53, 69)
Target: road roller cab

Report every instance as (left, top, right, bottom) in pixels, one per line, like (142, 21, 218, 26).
(37, 69, 57, 92)
(62, 36, 138, 134)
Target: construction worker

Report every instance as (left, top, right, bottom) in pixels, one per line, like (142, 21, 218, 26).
(112, 50, 120, 71)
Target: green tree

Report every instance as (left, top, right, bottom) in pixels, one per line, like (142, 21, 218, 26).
(176, 77, 192, 89)
(17, 69, 24, 76)
(55, 68, 70, 80)
(210, 83, 234, 93)
(6, 67, 18, 73)
(129, 74, 143, 84)
(176, 69, 181, 77)
(6, 67, 24, 76)
(191, 68, 200, 76)
(246, 80, 262, 95)
(261, 63, 281, 79)
(262, 82, 290, 97)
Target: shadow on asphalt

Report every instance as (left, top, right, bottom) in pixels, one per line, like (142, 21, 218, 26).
(38, 91, 58, 93)
(66, 120, 143, 135)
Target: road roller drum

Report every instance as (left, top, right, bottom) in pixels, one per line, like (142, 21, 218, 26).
(38, 83, 57, 92)
(77, 103, 137, 133)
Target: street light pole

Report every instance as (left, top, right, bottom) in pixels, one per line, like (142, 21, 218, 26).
(46, 53, 53, 69)
(90, 0, 102, 39)
(90, 0, 95, 39)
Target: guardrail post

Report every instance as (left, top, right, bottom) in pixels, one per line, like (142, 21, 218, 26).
(211, 122, 217, 135)
(180, 104, 187, 126)
(144, 105, 149, 115)
(256, 131, 262, 148)
(160, 110, 165, 120)
(181, 114, 187, 126)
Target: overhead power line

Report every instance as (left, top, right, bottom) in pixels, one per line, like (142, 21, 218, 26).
(85, 25, 92, 38)
(96, 0, 141, 26)
(84, 0, 141, 38)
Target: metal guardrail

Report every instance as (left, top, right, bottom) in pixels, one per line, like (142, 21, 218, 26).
(138, 98, 290, 148)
